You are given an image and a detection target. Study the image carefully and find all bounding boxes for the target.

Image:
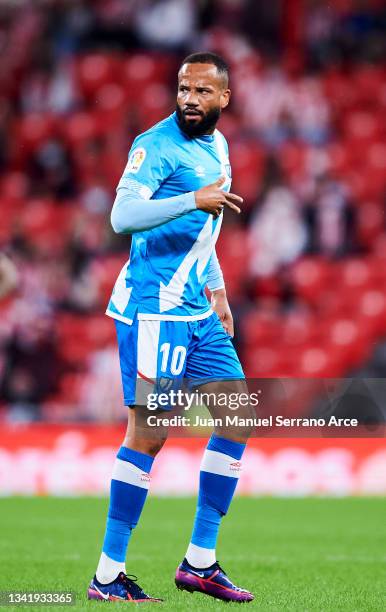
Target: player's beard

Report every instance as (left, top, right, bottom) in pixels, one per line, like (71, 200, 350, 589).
(176, 105, 221, 138)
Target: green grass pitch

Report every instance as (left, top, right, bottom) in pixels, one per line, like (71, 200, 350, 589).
(0, 497, 385, 611)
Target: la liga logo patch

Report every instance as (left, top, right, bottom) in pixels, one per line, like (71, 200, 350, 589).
(126, 147, 146, 173)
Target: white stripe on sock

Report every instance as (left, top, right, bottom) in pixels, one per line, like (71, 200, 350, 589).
(111, 459, 151, 489)
(186, 543, 216, 569)
(96, 552, 126, 584)
(200, 450, 242, 478)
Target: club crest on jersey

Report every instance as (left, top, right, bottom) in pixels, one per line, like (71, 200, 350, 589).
(126, 147, 146, 173)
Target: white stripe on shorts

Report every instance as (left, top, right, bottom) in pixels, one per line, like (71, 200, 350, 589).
(137, 320, 161, 379)
(111, 458, 150, 489)
(200, 449, 242, 478)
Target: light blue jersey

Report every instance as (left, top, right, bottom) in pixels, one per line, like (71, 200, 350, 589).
(106, 112, 231, 324)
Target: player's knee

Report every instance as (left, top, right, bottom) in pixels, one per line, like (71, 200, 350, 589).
(125, 433, 166, 457)
(143, 435, 167, 457)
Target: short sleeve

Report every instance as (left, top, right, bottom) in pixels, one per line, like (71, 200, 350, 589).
(117, 131, 177, 199)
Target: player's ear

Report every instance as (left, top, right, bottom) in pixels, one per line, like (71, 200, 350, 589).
(220, 89, 231, 110)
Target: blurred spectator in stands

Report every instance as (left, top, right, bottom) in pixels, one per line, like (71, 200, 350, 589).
(338, 0, 386, 64)
(20, 60, 78, 115)
(305, 0, 340, 70)
(0, 254, 18, 300)
(242, 0, 281, 56)
(235, 62, 330, 145)
(0, 317, 62, 421)
(248, 157, 307, 276)
(290, 77, 330, 144)
(305, 0, 386, 69)
(0, 98, 11, 172)
(62, 212, 108, 313)
(133, 0, 197, 52)
(205, 0, 246, 31)
(27, 139, 76, 199)
(71, 0, 141, 52)
(302, 173, 357, 257)
(80, 346, 124, 421)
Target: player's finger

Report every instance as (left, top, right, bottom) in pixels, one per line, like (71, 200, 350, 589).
(227, 319, 234, 337)
(222, 319, 234, 337)
(224, 192, 243, 204)
(211, 206, 223, 218)
(214, 175, 226, 187)
(224, 199, 241, 214)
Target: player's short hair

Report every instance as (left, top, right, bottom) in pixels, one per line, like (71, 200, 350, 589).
(179, 52, 229, 86)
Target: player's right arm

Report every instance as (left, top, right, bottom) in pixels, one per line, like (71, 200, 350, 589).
(111, 134, 242, 234)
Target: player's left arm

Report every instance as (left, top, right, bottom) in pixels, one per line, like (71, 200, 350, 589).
(207, 250, 234, 337)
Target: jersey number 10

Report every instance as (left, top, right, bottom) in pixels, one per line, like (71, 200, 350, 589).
(160, 343, 187, 375)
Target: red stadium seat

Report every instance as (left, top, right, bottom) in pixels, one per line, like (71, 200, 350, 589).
(62, 112, 101, 146)
(297, 345, 345, 378)
(326, 143, 351, 177)
(16, 113, 57, 155)
(322, 70, 358, 113)
(1, 171, 29, 203)
(357, 290, 386, 337)
(135, 83, 172, 132)
(86, 315, 116, 348)
(357, 202, 384, 248)
(229, 142, 265, 205)
(59, 337, 93, 368)
(240, 309, 282, 347)
(243, 346, 282, 377)
(122, 53, 173, 98)
(77, 54, 120, 98)
(216, 227, 249, 298)
(290, 258, 331, 306)
(343, 111, 381, 146)
(336, 258, 376, 294)
(326, 318, 370, 370)
(282, 312, 321, 347)
(279, 143, 306, 181)
(94, 83, 127, 127)
(92, 256, 126, 304)
(18, 198, 74, 253)
(353, 66, 385, 107)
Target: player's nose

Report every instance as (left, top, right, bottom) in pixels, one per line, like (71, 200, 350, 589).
(184, 92, 200, 106)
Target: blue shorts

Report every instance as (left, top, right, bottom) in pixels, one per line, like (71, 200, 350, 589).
(114, 313, 245, 406)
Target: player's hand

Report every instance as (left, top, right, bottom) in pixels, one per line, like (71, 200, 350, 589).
(194, 176, 242, 218)
(211, 288, 234, 337)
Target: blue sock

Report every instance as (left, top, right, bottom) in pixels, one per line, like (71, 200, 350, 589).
(96, 446, 153, 583)
(186, 434, 246, 568)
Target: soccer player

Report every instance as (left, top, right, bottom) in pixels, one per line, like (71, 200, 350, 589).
(87, 52, 254, 603)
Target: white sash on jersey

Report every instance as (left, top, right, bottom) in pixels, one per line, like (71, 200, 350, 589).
(214, 130, 231, 192)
